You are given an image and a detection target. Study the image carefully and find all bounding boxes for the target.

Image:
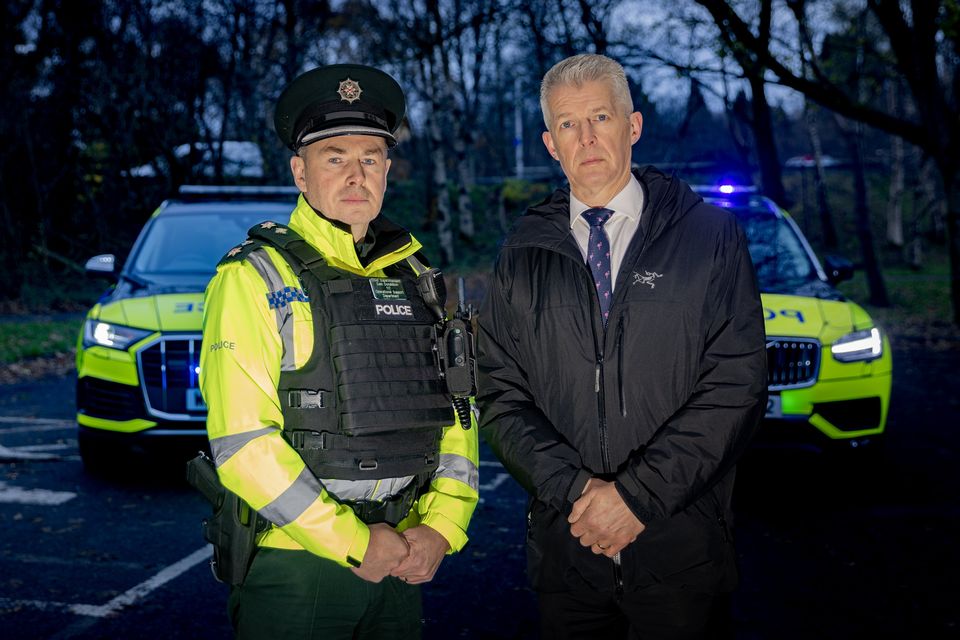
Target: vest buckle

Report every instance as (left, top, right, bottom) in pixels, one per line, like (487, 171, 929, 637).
(358, 458, 379, 471)
(290, 430, 305, 449)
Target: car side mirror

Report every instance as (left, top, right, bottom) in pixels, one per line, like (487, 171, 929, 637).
(824, 255, 854, 284)
(85, 254, 117, 278)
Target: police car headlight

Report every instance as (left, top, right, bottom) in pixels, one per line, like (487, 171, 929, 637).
(82, 320, 153, 350)
(831, 327, 883, 362)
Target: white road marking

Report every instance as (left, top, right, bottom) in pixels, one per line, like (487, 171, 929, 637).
(9, 553, 143, 570)
(0, 418, 74, 458)
(0, 546, 212, 619)
(0, 417, 74, 425)
(0, 443, 61, 461)
(0, 480, 76, 505)
(479, 472, 511, 492)
(0, 423, 74, 435)
(9, 442, 74, 452)
(0, 596, 77, 613)
(69, 546, 211, 618)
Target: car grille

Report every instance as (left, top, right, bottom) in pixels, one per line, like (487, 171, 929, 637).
(767, 337, 820, 390)
(137, 335, 206, 421)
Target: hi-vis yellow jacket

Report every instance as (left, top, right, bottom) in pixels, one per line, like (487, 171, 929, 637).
(200, 195, 479, 567)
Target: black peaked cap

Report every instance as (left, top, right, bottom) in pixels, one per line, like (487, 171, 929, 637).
(274, 64, 406, 151)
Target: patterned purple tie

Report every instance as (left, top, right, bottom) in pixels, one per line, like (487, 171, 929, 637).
(582, 207, 614, 324)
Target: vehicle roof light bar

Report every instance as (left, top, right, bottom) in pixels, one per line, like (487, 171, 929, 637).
(691, 184, 758, 196)
(178, 185, 300, 196)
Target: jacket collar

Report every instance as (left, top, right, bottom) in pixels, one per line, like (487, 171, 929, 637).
(506, 165, 703, 256)
(287, 194, 422, 275)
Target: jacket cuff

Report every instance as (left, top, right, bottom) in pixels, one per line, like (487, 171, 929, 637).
(419, 512, 469, 553)
(566, 469, 592, 504)
(614, 475, 656, 525)
(616, 467, 641, 496)
(346, 523, 370, 567)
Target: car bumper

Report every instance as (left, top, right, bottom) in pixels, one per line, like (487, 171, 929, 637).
(76, 336, 207, 436)
(761, 370, 892, 446)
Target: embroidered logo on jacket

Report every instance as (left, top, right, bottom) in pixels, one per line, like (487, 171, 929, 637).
(631, 271, 663, 288)
(266, 286, 309, 309)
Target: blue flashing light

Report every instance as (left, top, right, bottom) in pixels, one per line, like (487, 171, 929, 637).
(692, 183, 758, 198)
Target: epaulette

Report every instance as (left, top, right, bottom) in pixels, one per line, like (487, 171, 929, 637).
(217, 237, 265, 266)
(246, 220, 306, 248)
(217, 220, 299, 267)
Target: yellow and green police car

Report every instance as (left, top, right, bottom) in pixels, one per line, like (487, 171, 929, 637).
(76, 186, 296, 471)
(698, 185, 892, 451)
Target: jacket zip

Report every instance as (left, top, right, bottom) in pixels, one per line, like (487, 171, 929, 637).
(595, 316, 611, 474)
(593, 296, 622, 597)
(616, 318, 626, 417)
(604, 227, 655, 599)
(613, 552, 624, 599)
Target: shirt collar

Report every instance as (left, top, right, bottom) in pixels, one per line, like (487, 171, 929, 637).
(569, 174, 644, 228)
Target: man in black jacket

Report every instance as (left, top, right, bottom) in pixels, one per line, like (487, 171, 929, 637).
(477, 53, 767, 639)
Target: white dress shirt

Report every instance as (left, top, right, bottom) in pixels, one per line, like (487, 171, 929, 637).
(569, 175, 644, 292)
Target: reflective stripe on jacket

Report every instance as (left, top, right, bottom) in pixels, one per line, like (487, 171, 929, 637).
(200, 194, 479, 567)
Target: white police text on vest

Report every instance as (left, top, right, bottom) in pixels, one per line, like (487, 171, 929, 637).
(375, 302, 414, 317)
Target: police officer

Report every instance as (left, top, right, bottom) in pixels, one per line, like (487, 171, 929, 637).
(200, 64, 479, 639)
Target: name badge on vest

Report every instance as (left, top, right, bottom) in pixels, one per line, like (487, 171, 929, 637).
(369, 278, 415, 320)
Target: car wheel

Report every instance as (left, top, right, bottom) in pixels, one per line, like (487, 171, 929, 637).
(824, 435, 886, 476)
(78, 429, 121, 476)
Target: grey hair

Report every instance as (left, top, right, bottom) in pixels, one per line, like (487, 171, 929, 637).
(539, 54, 633, 128)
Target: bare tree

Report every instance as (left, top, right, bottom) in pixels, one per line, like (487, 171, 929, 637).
(694, 0, 960, 322)
(885, 78, 905, 248)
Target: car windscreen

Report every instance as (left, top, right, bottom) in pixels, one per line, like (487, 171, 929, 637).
(128, 207, 291, 277)
(731, 208, 819, 293)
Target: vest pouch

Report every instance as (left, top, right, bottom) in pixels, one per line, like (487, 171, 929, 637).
(330, 322, 453, 436)
(286, 427, 441, 481)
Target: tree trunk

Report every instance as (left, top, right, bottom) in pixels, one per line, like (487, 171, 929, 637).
(841, 117, 889, 306)
(942, 165, 960, 325)
(885, 83, 905, 248)
(748, 73, 788, 208)
(885, 133, 905, 247)
(430, 120, 454, 266)
(449, 103, 475, 240)
(803, 102, 838, 249)
(442, 61, 475, 241)
(919, 157, 948, 243)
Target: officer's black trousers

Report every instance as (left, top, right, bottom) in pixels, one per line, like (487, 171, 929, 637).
(538, 584, 732, 640)
(229, 547, 422, 639)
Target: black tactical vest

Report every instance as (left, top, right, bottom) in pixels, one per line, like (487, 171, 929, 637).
(235, 222, 454, 482)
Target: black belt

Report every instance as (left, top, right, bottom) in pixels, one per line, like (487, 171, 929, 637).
(341, 475, 427, 526)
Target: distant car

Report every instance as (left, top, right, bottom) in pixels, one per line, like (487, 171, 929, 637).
(695, 185, 892, 451)
(76, 186, 297, 471)
(784, 154, 841, 169)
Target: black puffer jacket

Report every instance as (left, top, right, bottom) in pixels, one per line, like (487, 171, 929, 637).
(477, 166, 767, 594)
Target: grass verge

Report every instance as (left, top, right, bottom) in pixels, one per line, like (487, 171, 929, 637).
(0, 318, 81, 365)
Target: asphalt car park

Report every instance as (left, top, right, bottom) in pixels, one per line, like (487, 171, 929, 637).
(2, 332, 959, 639)
(0, 382, 535, 639)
